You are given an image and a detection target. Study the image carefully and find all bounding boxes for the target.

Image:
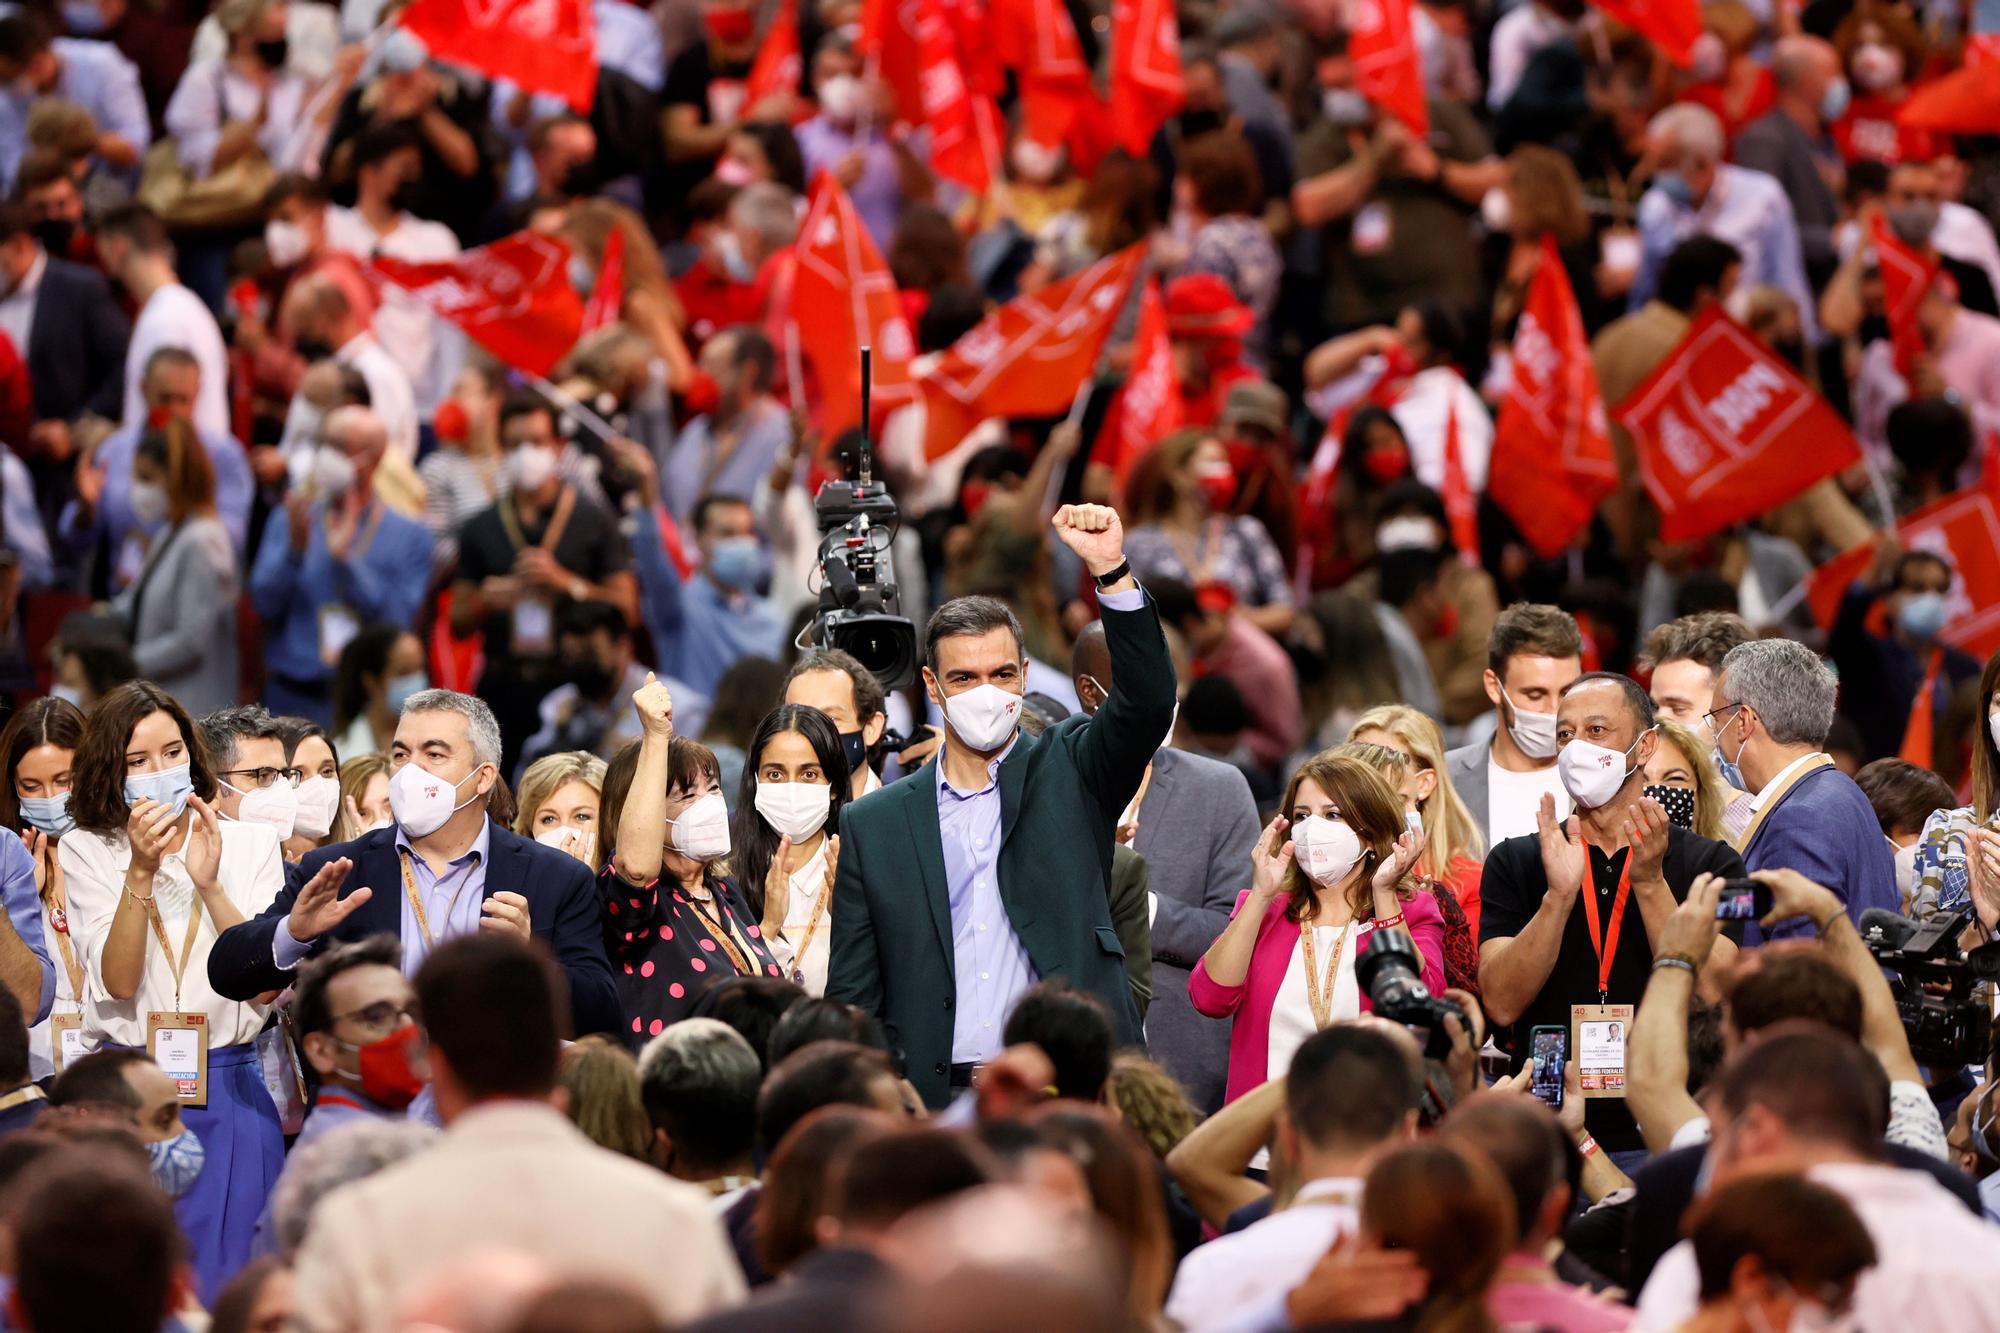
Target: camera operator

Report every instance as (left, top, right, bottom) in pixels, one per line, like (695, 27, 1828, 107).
(1628, 869, 1950, 1161)
(1479, 673, 1746, 1175)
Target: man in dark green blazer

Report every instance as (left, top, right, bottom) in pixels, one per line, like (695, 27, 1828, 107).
(827, 504, 1176, 1108)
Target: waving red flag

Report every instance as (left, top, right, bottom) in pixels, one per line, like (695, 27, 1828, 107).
(860, 0, 925, 123)
(1871, 213, 1936, 376)
(1614, 307, 1860, 542)
(1489, 235, 1617, 556)
(1110, 278, 1183, 484)
(370, 232, 583, 377)
(580, 225, 624, 336)
(1588, 0, 1700, 67)
(1806, 474, 2000, 662)
(747, 0, 802, 108)
(790, 174, 917, 435)
(1898, 65, 2000, 135)
(919, 244, 1144, 460)
(1110, 0, 1183, 155)
(1347, 0, 1427, 138)
(991, 0, 1108, 172)
(919, 0, 1000, 191)
(398, 0, 596, 111)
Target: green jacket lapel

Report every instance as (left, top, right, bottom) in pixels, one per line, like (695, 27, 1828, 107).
(899, 768, 955, 967)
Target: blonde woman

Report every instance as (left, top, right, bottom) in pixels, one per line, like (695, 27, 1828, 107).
(1642, 719, 1731, 843)
(513, 752, 607, 870)
(1348, 704, 1487, 934)
(333, 753, 391, 843)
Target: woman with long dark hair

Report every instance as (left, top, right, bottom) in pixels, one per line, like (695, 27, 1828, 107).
(730, 704, 849, 996)
(1913, 647, 2000, 933)
(59, 680, 288, 1303)
(601, 677, 782, 1045)
(0, 696, 85, 1079)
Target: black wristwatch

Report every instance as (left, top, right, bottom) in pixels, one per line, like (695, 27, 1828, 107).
(1093, 559, 1132, 590)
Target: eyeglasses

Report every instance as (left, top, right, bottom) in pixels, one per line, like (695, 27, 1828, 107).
(219, 766, 304, 789)
(1699, 703, 1744, 733)
(330, 1000, 419, 1034)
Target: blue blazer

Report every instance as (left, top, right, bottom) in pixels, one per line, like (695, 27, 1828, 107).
(26, 258, 127, 423)
(205, 823, 622, 1035)
(1740, 764, 1899, 945)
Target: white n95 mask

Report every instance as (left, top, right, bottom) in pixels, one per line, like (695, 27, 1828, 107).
(667, 792, 732, 860)
(1292, 816, 1364, 887)
(940, 683, 1023, 752)
(754, 782, 832, 842)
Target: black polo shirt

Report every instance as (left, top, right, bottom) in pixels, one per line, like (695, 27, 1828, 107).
(455, 489, 631, 680)
(1479, 825, 1745, 1153)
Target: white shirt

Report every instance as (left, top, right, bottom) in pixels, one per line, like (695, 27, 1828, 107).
(1388, 366, 1493, 495)
(1164, 1176, 1363, 1333)
(162, 59, 314, 179)
(336, 332, 420, 459)
(1267, 922, 1361, 1085)
(58, 819, 284, 1049)
(123, 283, 231, 438)
(766, 840, 832, 996)
(1486, 2, 1567, 109)
(1487, 753, 1570, 844)
(1668, 1079, 1949, 1160)
(324, 206, 464, 412)
(1634, 1161, 2000, 1332)
(1750, 750, 1827, 812)
(0, 250, 45, 360)
(189, 1, 342, 79)
(1937, 201, 2000, 306)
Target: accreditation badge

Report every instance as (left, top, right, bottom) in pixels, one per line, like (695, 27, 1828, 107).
(48, 1013, 83, 1074)
(147, 1011, 209, 1107)
(1571, 1003, 1633, 1100)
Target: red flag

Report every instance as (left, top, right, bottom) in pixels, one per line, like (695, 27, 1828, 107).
(919, 244, 1144, 460)
(397, 0, 595, 111)
(1347, 0, 1427, 138)
(790, 174, 917, 435)
(991, 0, 1108, 172)
(919, 0, 1000, 192)
(1440, 403, 1479, 559)
(746, 0, 802, 108)
(1613, 307, 1861, 542)
(1898, 67, 2000, 135)
(1588, 0, 1700, 68)
(1489, 235, 1617, 556)
(1871, 213, 1935, 376)
(370, 232, 583, 378)
(1901, 649, 1942, 766)
(1109, 0, 1183, 156)
(1111, 278, 1183, 484)
(859, 0, 925, 123)
(580, 225, 624, 336)
(1806, 474, 2000, 664)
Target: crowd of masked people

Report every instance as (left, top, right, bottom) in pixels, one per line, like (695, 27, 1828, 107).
(1, 0, 2000, 1323)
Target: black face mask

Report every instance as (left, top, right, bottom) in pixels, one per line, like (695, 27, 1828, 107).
(32, 218, 75, 257)
(389, 181, 423, 213)
(572, 659, 616, 700)
(558, 160, 600, 197)
(1643, 783, 1696, 831)
(1179, 108, 1226, 140)
(839, 728, 869, 777)
(294, 335, 335, 362)
(254, 36, 289, 68)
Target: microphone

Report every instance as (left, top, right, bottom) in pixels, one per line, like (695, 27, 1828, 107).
(1857, 907, 1917, 950)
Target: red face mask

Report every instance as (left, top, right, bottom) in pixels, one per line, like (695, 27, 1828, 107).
(1361, 443, 1411, 484)
(705, 6, 755, 42)
(961, 481, 994, 519)
(353, 1024, 428, 1111)
(433, 398, 469, 444)
(1195, 470, 1236, 512)
(680, 369, 722, 417)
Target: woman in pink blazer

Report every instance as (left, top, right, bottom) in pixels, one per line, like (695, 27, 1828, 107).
(1190, 754, 1448, 1106)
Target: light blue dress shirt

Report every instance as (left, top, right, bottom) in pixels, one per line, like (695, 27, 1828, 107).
(632, 504, 785, 698)
(1629, 162, 1818, 342)
(0, 830, 54, 1025)
(248, 497, 434, 686)
(60, 421, 254, 589)
(274, 817, 491, 977)
(0, 38, 150, 189)
(659, 403, 792, 522)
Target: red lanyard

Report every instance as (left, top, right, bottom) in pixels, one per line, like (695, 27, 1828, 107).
(1576, 850, 1632, 1003)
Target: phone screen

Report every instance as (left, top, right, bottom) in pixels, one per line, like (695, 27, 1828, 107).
(1530, 1029, 1566, 1111)
(1715, 883, 1766, 920)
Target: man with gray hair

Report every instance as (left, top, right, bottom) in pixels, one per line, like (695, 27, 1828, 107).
(206, 688, 623, 1034)
(637, 1018, 761, 1199)
(1736, 36, 1846, 288)
(1708, 639, 1897, 942)
(1632, 102, 1816, 340)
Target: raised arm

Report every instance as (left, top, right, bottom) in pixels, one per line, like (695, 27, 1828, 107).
(1164, 1074, 1284, 1229)
(1628, 874, 1723, 1152)
(1478, 796, 1582, 1027)
(613, 676, 676, 886)
(1056, 505, 1176, 810)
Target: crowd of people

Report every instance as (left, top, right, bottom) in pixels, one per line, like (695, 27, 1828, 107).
(0, 0, 1997, 1325)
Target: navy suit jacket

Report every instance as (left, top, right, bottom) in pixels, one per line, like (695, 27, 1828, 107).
(205, 822, 622, 1035)
(26, 258, 127, 423)
(1741, 763, 1899, 945)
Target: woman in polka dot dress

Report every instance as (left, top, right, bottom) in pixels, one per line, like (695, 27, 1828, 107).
(599, 675, 781, 1047)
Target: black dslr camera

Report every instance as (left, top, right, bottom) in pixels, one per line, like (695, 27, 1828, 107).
(1858, 907, 2000, 1069)
(1355, 926, 1467, 1060)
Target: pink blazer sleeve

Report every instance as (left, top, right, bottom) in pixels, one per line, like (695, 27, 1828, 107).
(1188, 889, 1259, 1018)
(1404, 890, 1449, 996)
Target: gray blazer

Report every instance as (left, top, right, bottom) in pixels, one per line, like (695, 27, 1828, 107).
(112, 515, 239, 717)
(1445, 740, 1490, 845)
(1130, 746, 1261, 1114)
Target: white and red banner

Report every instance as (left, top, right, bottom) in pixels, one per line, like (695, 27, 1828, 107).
(789, 174, 917, 436)
(1806, 474, 2000, 662)
(370, 232, 583, 377)
(1111, 277, 1184, 484)
(746, 0, 802, 109)
(1110, 0, 1183, 156)
(919, 0, 1002, 192)
(398, 0, 596, 110)
(1871, 213, 1935, 376)
(1489, 235, 1617, 556)
(580, 225, 624, 336)
(1589, 0, 1700, 67)
(1613, 307, 1860, 542)
(1347, 0, 1427, 137)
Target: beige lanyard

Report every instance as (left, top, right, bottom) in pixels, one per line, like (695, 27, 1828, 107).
(1299, 919, 1355, 1031)
(44, 889, 85, 1004)
(787, 859, 832, 984)
(400, 848, 476, 951)
(498, 485, 577, 555)
(144, 896, 205, 1011)
(686, 892, 755, 977)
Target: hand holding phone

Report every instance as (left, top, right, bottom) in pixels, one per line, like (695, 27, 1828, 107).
(1713, 877, 1773, 921)
(1528, 1025, 1566, 1112)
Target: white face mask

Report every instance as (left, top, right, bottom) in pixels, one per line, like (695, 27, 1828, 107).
(291, 774, 340, 838)
(667, 791, 732, 860)
(1503, 687, 1561, 761)
(1291, 815, 1365, 887)
(224, 779, 299, 839)
(1892, 837, 1919, 903)
(939, 682, 1023, 753)
(536, 825, 596, 862)
(130, 480, 169, 528)
(389, 761, 483, 839)
(264, 217, 311, 267)
(754, 781, 832, 842)
(818, 73, 862, 121)
(1557, 730, 1648, 810)
(509, 444, 558, 492)
(1989, 711, 2000, 755)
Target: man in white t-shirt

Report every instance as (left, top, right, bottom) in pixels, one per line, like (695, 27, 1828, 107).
(100, 205, 229, 440)
(1444, 602, 1583, 847)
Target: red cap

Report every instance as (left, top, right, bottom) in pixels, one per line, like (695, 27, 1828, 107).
(1164, 274, 1255, 340)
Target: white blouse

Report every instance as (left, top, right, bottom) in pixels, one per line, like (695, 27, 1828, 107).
(765, 841, 831, 998)
(1266, 921, 1363, 1085)
(59, 819, 284, 1049)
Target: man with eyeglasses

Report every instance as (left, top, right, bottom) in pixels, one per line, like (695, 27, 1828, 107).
(287, 934, 424, 1149)
(199, 706, 301, 845)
